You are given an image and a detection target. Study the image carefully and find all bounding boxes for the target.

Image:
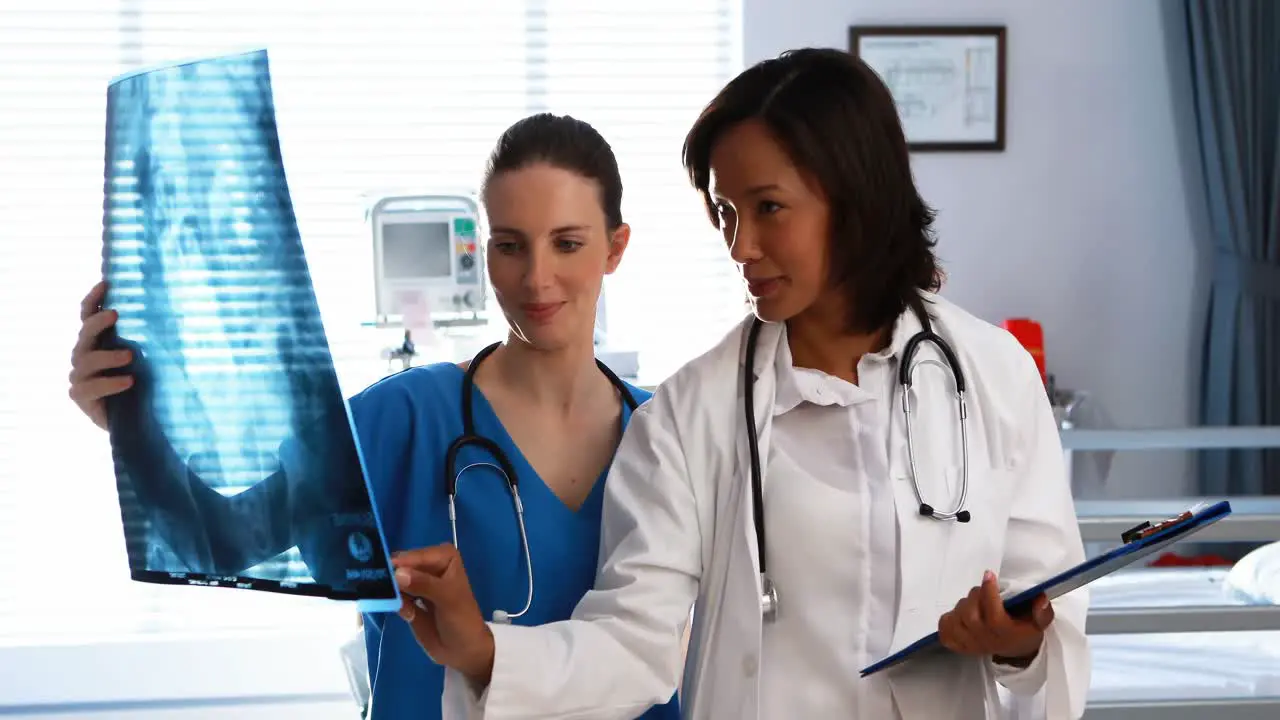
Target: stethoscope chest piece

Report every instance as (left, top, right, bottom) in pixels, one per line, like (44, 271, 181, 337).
(760, 574, 779, 623)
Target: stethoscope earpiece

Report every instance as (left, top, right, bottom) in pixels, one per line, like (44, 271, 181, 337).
(492, 609, 511, 624)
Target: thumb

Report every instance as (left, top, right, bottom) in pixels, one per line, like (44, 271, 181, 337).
(396, 566, 451, 604)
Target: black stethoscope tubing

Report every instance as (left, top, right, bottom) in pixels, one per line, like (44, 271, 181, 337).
(743, 301, 969, 620)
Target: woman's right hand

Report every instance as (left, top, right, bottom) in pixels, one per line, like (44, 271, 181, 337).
(69, 280, 135, 431)
(393, 545, 496, 689)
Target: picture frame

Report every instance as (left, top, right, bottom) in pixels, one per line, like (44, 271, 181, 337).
(849, 24, 1007, 152)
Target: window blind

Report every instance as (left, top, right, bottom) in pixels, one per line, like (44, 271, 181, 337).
(0, 0, 743, 643)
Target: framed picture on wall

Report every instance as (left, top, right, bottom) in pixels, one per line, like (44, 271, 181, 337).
(849, 24, 1007, 152)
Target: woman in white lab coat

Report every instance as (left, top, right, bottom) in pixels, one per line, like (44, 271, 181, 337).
(393, 48, 1091, 719)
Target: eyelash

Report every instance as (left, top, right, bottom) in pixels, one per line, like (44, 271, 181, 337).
(715, 200, 782, 218)
(491, 238, 584, 255)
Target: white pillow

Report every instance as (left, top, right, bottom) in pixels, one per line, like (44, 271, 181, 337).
(1224, 541, 1280, 604)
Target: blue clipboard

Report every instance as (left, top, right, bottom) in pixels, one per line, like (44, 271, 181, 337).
(860, 500, 1233, 677)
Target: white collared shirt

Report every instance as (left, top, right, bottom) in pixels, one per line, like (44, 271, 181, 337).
(757, 326, 902, 720)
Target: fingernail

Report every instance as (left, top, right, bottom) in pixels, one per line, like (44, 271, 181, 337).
(983, 570, 995, 583)
(395, 568, 411, 587)
(399, 604, 415, 622)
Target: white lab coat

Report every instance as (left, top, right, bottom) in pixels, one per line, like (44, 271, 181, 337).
(443, 294, 1090, 719)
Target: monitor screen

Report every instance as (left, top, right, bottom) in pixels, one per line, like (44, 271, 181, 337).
(382, 221, 452, 279)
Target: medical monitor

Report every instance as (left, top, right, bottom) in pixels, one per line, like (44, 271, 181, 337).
(371, 194, 486, 321)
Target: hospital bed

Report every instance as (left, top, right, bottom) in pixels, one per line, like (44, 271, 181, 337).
(1066, 428, 1280, 720)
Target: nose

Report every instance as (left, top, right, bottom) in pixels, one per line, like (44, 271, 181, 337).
(727, 216, 762, 265)
(522, 242, 555, 291)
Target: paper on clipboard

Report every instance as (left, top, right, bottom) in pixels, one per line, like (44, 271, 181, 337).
(860, 500, 1234, 677)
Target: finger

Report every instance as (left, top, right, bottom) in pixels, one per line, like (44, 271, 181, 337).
(398, 593, 435, 623)
(399, 594, 419, 622)
(80, 281, 107, 321)
(69, 375, 134, 405)
(957, 587, 1004, 653)
(978, 571, 1011, 635)
(70, 349, 133, 382)
(398, 596, 444, 662)
(73, 309, 119, 358)
(938, 612, 961, 652)
(1031, 594, 1055, 630)
(941, 613, 981, 655)
(392, 543, 459, 575)
(957, 587, 983, 634)
(394, 565, 453, 604)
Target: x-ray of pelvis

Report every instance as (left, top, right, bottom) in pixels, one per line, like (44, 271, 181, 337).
(97, 49, 400, 612)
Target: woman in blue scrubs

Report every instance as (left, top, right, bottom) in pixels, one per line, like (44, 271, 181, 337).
(67, 113, 680, 720)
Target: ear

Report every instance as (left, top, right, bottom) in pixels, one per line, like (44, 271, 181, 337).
(604, 223, 631, 275)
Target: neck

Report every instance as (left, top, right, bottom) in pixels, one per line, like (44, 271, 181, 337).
(488, 332, 605, 414)
(785, 300, 892, 383)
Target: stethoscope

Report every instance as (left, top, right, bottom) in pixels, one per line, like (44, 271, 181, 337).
(443, 341, 639, 624)
(743, 301, 971, 622)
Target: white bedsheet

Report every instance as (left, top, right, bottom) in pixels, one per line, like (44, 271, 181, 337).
(1085, 565, 1280, 704)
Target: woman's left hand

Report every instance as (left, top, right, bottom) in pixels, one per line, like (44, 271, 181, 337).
(938, 570, 1053, 665)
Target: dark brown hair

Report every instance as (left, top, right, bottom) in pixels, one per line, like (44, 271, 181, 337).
(682, 48, 942, 334)
(483, 112, 624, 230)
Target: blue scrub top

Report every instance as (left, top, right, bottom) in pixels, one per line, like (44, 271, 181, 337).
(349, 362, 679, 720)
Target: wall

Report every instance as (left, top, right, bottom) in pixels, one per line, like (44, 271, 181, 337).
(744, 0, 1209, 499)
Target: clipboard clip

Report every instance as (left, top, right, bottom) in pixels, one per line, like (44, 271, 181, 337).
(1121, 504, 1205, 545)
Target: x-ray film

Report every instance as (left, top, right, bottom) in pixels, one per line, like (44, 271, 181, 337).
(97, 49, 400, 612)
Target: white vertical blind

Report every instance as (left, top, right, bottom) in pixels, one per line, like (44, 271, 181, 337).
(0, 0, 742, 644)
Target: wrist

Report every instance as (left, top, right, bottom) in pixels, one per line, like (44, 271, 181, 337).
(993, 641, 1041, 668)
(463, 626, 496, 691)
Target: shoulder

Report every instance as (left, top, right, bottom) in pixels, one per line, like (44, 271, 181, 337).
(345, 364, 464, 538)
(348, 362, 465, 421)
(345, 362, 465, 461)
(927, 295, 1040, 392)
(926, 296, 1049, 465)
(620, 380, 653, 408)
(651, 315, 750, 405)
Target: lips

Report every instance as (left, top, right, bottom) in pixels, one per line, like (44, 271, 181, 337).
(746, 277, 783, 298)
(521, 302, 564, 323)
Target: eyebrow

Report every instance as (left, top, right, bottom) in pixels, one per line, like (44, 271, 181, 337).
(490, 224, 592, 238)
(710, 183, 781, 201)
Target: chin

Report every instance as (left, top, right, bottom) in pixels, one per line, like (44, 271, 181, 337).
(750, 295, 801, 324)
(518, 321, 582, 352)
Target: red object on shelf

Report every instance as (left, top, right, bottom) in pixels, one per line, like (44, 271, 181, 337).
(1148, 552, 1234, 567)
(1002, 318, 1047, 385)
